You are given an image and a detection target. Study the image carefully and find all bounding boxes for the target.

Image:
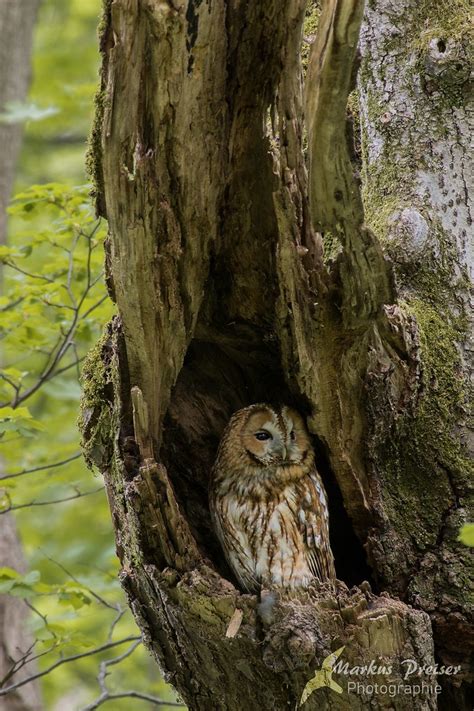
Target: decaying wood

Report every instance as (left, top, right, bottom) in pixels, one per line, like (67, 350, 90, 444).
(81, 0, 473, 708)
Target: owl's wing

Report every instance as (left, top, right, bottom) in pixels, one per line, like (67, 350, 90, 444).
(209, 494, 259, 593)
(297, 470, 336, 582)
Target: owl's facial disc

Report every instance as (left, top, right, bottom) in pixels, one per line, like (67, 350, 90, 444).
(242, 409, 286, 465)
(239, 406, 314, 468)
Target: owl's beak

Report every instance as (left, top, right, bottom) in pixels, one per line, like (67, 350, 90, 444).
(280, 445, 288, 460)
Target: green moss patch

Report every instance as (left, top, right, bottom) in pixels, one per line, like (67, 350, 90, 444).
(78, 325, 115, 469)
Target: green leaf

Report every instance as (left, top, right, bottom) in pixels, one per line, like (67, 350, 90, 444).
(0, 569, 41, 597)
(0, 567, 21, 580)
(23, 570, 41, 585)
(0, 580, 16, 594)
(58, 590, 91, 610)
(0, 406, 45, 437)
(66, 632, 95, 649)
(458, 523, 474, 547)
(35, 626, 56, 642)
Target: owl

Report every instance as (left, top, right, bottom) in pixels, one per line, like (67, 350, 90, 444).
(209, 404, 335, 592)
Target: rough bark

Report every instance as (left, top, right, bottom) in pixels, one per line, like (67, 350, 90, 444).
(0, 3, 42, 711)
(81, 0, 472, 709)
(357, 0, 473, 691)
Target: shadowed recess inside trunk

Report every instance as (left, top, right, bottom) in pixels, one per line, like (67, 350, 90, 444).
(160, 331, 374, 591)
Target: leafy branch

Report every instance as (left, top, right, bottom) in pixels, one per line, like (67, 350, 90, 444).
(1, 183, 181, 706)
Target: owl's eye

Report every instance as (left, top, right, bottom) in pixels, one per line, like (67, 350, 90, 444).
(290, 430, 296, 441)
(255, 431, 272, 441)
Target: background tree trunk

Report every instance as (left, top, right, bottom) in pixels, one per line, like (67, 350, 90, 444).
(0, 3, 42, 711)
(357, 2, 473, 704)
(0, 0, 41, 246)
(81, 0, 472, 709)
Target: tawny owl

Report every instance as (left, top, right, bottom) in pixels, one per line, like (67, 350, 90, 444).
(209, 404, 336, 592)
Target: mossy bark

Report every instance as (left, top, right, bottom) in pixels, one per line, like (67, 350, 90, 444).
(357, 0, 473, 696)
(81, 0, 472, 708)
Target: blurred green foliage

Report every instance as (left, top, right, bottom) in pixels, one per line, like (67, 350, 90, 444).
(17, 0, 100, 187)
(2, 1, 182, 709)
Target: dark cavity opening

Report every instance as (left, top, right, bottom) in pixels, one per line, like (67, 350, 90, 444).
(311, 436, 374, 588)
(437, 38, 446, 53)
(161, 329, 374, 591)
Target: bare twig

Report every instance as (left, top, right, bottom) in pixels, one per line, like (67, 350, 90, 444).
(82, 690, 184, 710)
(0, 642, 38, 687)
(0, 486, 103, 514)
(0, 452, 82, 482)
(82, 640, 184, 710)
(81, 293, 107, 319)
(0, 296, 26, 312)
(65, 232, 82, 307)
(8, 290, 108, 407)
(0, 636, 142, 696)
(41, 553, 120, 613)
(24, 601, 56, 638)
(107, 608, 126, 641)
(7, 643, 58, 674)
(3, 262, 55, 283)
(0, 372, 20, 399)
(48, 355, 85, 380)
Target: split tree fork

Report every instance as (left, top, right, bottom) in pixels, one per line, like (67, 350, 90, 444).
(81, 0, 473, 709)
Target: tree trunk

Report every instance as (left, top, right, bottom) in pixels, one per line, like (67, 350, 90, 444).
(0, 0, 41, 246)
(0, 518, 42, 711)
(357, 0, 473, 695)
(81, 0, 472, 709)
(0, 3, 42, 711)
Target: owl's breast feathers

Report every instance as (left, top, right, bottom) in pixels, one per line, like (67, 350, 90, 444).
(210, 465, 336, 592)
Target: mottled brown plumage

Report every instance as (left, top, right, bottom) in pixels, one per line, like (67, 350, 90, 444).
(209, 404, 335, 592)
